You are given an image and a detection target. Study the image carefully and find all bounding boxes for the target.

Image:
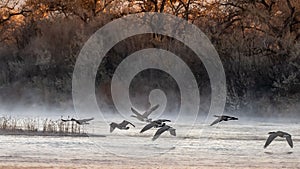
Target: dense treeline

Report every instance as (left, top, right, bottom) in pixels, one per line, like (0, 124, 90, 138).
(0, 0, 300, 117)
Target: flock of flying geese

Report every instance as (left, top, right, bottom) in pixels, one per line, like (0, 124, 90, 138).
(62, 105, 294, 149)
(109, 104, 176, 141)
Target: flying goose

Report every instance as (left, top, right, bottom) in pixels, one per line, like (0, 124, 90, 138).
(140, 119, 171, 133)
(110, 120, 135, 133)
(70, 117, 94, 125)
(131, 104, 160, 122)
(264, 131, 293, 148)
(152, 125, 176, 141)
(210, 115, 238, 126)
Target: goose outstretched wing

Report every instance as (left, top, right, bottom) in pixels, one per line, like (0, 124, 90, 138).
(140, 123, 156, 133)
(120, 120, 135, 127)
(110, 122, 117, 133)
(210, 118, 221, 126)
(169, 128, 176, 136)
(264, 133, 278, 148)
(157, 119, 171, 123)
(143, 104, 160, 117)
(152, 125, 168, 141)
(131, 107, 143, 117)
(80, 117, 94, 122)
(73, 117, 94, 124)
(286, 135, 293, 148)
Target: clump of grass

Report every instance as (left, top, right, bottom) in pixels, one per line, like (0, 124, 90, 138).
(23, 118, 38, 132)
(0, 116, 18, 131)
(43, 119, 82, 133)
(43, 119, 81, 133)
(0, 116, 83, 135)
(0, 116, 10, 130)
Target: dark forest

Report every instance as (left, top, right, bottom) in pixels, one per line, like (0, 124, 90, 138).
(1, 0, 300, 117)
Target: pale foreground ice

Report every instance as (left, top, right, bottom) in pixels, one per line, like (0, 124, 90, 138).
(1, 118, 300, 169)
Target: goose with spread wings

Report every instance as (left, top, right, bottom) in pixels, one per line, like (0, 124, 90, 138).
(110, 120, 135, 133)
(140, 119, 171, 133)
(131, 104, 159, 122)
(210, 115, 238, 126)
(264, 131, 293, 148)
(152, 125, 176, 141)
(70, 117, 94, 125)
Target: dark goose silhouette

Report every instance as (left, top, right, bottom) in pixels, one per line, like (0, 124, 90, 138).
(210, 115, 238, 126)
(110, 120, 135, 133)
(61, 116, 71, 122)
(264, 131, 293, 148)
(152, 125, 176, 141)
(140, 119, 171, 133)
(131, 104, 160, 122)
(70, 117, 94, 125)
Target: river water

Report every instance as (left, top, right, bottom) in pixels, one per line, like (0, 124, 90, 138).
(0, 118, 299, 168)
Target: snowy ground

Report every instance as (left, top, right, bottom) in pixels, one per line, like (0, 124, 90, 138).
(0, 118, 299, 168)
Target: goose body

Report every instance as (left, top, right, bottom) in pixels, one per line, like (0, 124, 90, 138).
(140, 119, 171, 133)
(264, 131, 293, 148)
(110, 120, 135, 133)
(152, 125, 176, 141)
(210, 115, 238, 126)
(131, 104, 159, 122)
